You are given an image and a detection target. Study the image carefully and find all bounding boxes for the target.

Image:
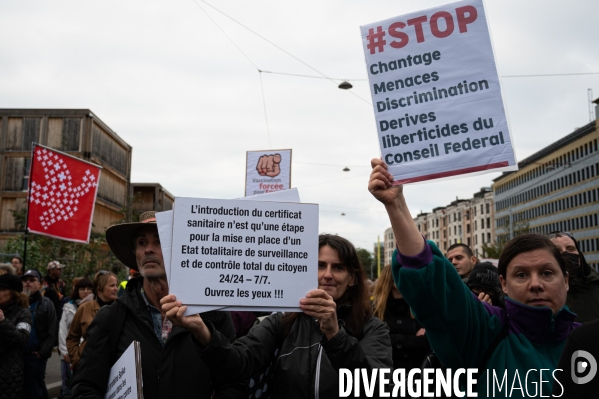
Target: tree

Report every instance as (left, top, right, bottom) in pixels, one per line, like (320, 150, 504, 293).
(2, 208, 127, 295)
(357, 248, 374, 279)
(482, 217, 530, 259)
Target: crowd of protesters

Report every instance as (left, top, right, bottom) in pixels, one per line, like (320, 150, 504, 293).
(1, 168, 599, 398)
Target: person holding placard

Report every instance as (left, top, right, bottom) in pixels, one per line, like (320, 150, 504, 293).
(70, 211, 242, 399)
(162, 234, 392, 398)
(368, 158, 579, 397)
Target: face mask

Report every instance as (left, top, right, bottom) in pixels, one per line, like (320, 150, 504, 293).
(562, 252, 582, 278)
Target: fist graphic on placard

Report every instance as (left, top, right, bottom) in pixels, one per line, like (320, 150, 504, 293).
(256, 153, 281, 177)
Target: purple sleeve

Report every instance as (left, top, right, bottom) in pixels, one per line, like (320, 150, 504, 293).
(395, 237, 433, 269)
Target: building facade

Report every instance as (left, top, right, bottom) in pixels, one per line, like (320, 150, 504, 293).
(131, 183, 174, 213)
(493, 119, 599, 269)
(0, 109, 132, 246)
(397, 187, 495, 258)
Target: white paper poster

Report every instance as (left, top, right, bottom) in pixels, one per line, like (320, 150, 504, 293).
(105, 341, 142, 399)
(168, 197, 318, 308)
(245, 149, 292, 197)
(361, 0, 517, 184)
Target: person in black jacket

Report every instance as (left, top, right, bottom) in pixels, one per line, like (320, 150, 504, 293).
(0, 273, 32, 399)
(70, 211, 242, 399)
(22, 269, 58, 399)
(163, 234, 392, 398)
(372, 265, 430, 370)
(553, 317, 599, 396)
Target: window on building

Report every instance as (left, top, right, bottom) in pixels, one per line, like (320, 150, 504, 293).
(486, 218, 490, 229)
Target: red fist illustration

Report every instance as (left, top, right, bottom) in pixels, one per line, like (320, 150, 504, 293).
(256, 153, 282, 177)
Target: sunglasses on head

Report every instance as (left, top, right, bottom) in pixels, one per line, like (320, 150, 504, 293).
(548, 231, 574, 240)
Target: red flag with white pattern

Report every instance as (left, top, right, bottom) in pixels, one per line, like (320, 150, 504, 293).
(27, 144, 102, 243)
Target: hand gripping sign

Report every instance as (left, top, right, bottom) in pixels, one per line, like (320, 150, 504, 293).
(361, 0, 517, 184)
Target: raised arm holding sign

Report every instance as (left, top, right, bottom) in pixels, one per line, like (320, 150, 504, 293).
(361, 0, 517, 184)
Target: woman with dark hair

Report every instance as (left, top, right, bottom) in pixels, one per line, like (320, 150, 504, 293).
(67, 271, 118, 371)
(0, 273, 32, 399)
(59, 277, 93, 397)
(162, 234, 392, 398)
(368, 158, 578, 397)
(372, 264, 430, 370)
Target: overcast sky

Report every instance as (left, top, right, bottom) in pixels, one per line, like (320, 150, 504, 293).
(2, 0, 598, 250)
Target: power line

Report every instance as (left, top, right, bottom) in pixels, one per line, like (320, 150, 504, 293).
(260, 70, 368, 81)
(197, 0, 371, 104)
(258, 72, 272, 148)
(502, 72, 599, 78)
(294, 161, 369, 168)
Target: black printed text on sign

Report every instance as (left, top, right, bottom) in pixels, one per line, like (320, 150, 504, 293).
(361, 0, 517, 184)
(170, 197, 318, 307)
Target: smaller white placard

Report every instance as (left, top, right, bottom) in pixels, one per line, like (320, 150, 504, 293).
(245, 149, 292, 197)
(105, 341, 141, 399)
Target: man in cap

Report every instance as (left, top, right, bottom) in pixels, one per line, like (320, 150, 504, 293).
(21, 269, 58, 399)
(43, 260, 66, 322)
(71, 211, 242, 399)
(549, 231, 599, 322)
(466, 262, 505, 309)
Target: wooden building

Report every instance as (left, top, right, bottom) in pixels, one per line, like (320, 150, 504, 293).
(0, 109, 132, 246)
(131, 183, 174, 213)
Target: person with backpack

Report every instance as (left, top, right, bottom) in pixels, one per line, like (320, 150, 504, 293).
(368, 159, 579, 397)
(70, 211, 242, 399)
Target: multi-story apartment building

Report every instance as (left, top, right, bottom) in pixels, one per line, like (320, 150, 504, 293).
(493, 119, 599, 269)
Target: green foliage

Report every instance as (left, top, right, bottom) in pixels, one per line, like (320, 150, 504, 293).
(2, 208, 127, 295)
(357, 248, 373, 278)
(482, 218, 530, 259)
(481, 242, 503, 259)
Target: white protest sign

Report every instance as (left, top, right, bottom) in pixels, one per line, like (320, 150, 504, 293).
(156, 188, 303, 314)
(361, 0, 517, 184)
(169, 197, 318, 308)
(105, 341, 141, 399)
(245, 149, 292, 197)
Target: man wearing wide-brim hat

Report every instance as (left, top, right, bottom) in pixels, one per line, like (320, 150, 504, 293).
(71, 211, 242, 399)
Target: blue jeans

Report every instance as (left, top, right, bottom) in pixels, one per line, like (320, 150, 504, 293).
(23, 352, 49, 399)
(60, 359, 73, 398)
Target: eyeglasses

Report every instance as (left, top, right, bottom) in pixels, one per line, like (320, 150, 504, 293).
(78, 287, 92, 292)
(548, 231, 574, 240)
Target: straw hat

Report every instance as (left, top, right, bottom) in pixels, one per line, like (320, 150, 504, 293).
(106, 211, 157, 271)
